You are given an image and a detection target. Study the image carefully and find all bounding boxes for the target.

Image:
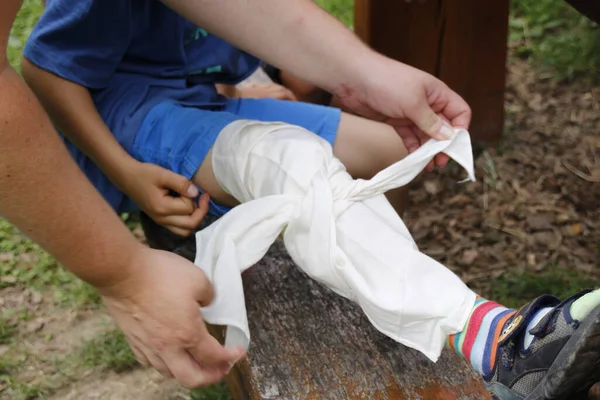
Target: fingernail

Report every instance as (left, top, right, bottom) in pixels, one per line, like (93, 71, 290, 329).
(186, 184, 199, 198)
(226, 346, 243, 358)
(438, 121, 454, 140)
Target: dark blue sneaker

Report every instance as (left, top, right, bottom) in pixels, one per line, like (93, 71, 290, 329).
(485, 290, 600, 399)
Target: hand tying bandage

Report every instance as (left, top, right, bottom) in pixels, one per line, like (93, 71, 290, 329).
(194, 120, 478, 362)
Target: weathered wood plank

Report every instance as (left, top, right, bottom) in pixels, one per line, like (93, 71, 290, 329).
(141, 214, 490, 400)
(353, 0, 509, 143)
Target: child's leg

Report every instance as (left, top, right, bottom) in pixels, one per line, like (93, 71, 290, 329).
(333, 112, 409, 215)
(191, 112, 411, 214)
(222, 98, 409, 215)
(135, 101, 600, 400)
(194, 117, 600, 399)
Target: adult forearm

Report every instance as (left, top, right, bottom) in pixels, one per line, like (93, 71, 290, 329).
(161, 0, 382, 97)
(21, 59, 136, 189)
(0, 65, 141, 288)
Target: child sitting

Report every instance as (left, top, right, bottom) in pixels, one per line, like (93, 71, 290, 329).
(22, 1, 600, 398)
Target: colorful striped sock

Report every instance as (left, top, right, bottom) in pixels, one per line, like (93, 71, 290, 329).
(446, 296, 516, 376)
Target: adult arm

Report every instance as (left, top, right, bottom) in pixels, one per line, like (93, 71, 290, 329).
(161, 0, 471, 158)
(162, 0, 369, 102)
(0, 0, 138, 290)
(1, 0, 242, 387)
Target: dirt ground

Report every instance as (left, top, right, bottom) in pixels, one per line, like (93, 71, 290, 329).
(405, 60, 599, 297)
(1, 59, 599, 400)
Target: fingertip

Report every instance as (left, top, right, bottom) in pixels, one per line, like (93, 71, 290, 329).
(437, 120, 455, 140)
(186, 184, 199, 198)
(195, 278, 215, 306)
(227, 346, 246, 361)
(199, 192, 210, 207)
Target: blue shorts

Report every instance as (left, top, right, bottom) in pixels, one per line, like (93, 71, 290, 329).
(132, 98, 342, 216)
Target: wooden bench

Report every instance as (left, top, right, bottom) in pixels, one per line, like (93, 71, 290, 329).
(141, 212, 490, 399)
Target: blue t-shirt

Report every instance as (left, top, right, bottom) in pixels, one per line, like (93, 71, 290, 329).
(23, 0, 261, 213)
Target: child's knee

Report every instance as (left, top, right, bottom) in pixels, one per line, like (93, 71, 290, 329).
(208, 120, 338, 202)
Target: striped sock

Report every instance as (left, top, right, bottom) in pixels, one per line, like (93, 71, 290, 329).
(446, 297, 516, 376)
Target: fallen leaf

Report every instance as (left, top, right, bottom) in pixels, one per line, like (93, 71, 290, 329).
(568, 223, 583, 236)
(461, 250, 479, 265)
(526, 213, 555, 231)
(424, 180, 441, 195)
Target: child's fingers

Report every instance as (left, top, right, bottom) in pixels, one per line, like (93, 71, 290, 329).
(159, 168, 199, 198)
(153, 194, 210, 236)
(160, 214, 203, 232)
(194, 193, 210, 217)
(280, 88, 297, 101)
(159, 195, 196, 216)
(162, 225, 193, 237)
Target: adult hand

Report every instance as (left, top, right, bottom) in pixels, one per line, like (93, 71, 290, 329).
(338, 57, 472, 170)
(235, 82, 297, 101)
(122, 161, 209, 236)
(99, 247, 246, 388)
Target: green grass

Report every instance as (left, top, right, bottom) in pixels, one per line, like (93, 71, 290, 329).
(488, 264, 598, 309)
(190, 384, 230, 400)
(7, 0, 44, 70)
(79, 329, 139, 373)
(0, 219, 101, 309)
(1, 381, 46, 400)
(0, 309, 21, 345)
(77, 328, 230, 400)
(510, 0, 600, 82)
(315, 0, 354, 28)
(0, 320, 17, 345)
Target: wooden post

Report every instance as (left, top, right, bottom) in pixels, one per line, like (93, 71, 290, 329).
(354, 0, 510, 142)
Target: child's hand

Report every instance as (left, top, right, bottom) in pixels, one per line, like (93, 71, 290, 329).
(234, 82, 297, 101)
(123, 162, 209, 237)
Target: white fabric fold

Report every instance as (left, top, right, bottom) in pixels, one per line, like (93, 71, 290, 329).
(194, 120, 478, 362)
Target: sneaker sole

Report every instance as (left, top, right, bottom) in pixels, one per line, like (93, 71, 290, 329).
(526, 303, 600, 400)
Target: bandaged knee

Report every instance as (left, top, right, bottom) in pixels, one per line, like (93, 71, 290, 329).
(194, 120, 477, 362)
